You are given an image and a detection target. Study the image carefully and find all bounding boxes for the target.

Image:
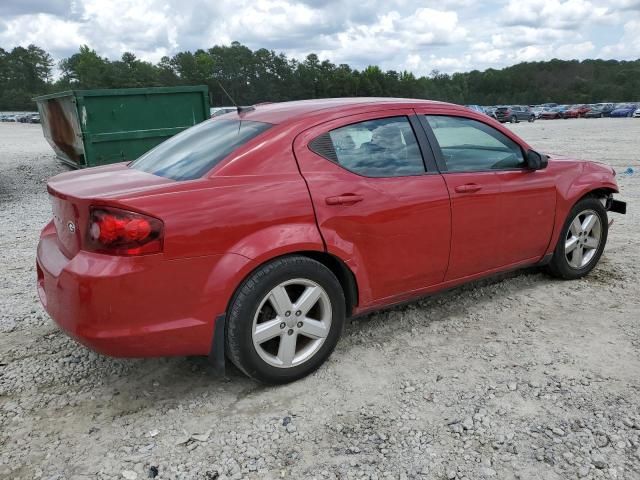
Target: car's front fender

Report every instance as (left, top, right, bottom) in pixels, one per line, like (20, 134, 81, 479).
(544, 160, 619, 256)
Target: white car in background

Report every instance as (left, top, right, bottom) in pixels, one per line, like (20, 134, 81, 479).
(210, 106, 237, 117)
(634, 108, 640, 118)
(532, 106, 551, 118)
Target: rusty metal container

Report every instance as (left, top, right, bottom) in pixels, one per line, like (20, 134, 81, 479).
(34, 86, 209, 168)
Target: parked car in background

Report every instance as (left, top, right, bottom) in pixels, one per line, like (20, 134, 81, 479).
(0, 112, 40, 122)
(610, 104, 637, 117)
(584, 104, 615, 118)
(29, 113, 40, 123)
(563, 106, 579, 119)
(484, 106, 497, 119)
(211, 106, 237, 117)
(633, 109, 640, 118)
(565, 105, 592, 118)
(35, 97, 626, 383)
(465, 105, 486, 115)
(494, 105, 536, 123)
(540, 106, 566, 119)
(532, 106, 551, 118)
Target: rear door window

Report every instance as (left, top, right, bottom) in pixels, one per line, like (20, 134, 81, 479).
(130, 119, 272, 180)
(309, 116, 425, 177)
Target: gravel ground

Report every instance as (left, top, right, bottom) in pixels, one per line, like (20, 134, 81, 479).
(1, 119, 639, 480)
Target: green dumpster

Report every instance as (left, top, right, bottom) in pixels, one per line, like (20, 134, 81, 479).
(34, 86, 209, 168)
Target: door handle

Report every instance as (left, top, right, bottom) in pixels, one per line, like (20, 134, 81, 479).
(455, 183, 482, 193)
(325, 194, 364, 205)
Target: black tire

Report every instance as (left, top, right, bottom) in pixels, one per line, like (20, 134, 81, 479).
(226, 256, 346, 384)
(528, 115, 535, 122)
(510, 115, 517, 123)
(545, 197, 608, 280)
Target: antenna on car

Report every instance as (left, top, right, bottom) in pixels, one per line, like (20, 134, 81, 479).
(216, 80, 254, 115)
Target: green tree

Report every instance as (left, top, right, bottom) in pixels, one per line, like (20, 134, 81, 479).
(58, 45, 109, 88)
(0, 44, 53, 110)
(2, 41, 640, 111)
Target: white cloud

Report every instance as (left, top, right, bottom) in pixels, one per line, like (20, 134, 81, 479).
(0, 14, 86, 55)
(555, 41, 595, 58)
(600, 18, 640, 57)
(606, 0, 640, 10)
(503, 0, 614, 29)
(0, 0, 637, 74)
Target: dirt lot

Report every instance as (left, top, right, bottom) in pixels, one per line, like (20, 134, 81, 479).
(1, 119, 639, 480)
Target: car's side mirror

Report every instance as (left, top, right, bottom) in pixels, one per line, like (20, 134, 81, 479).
(526, 149, 548, 170)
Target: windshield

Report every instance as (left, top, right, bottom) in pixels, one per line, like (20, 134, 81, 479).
(130, 119, 272, 180)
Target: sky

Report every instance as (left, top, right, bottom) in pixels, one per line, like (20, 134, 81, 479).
(1, 0, 639, 75)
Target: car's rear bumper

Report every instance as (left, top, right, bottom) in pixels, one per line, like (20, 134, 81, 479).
(36, 222, 238, 357)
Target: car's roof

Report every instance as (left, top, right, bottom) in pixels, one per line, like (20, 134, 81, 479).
(234, 97, 457, 124)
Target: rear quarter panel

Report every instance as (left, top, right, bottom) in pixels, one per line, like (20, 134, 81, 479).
(115, 141, 324, 262)
(98, 138, 325, 323)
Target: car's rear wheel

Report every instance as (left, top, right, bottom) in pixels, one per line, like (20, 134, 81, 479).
(226, 256, 345, 384)
(528, 115, 535, 122)
(545, 197, 608, 280)
(510, 115, 517, 123)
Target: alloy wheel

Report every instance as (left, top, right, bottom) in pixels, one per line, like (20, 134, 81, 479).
(252, 279, 332, 368)
(565, 209, 602, 269)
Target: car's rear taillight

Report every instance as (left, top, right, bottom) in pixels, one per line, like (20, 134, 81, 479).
(86, 206, 163, 255)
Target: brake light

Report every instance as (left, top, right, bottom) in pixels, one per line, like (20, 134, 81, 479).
(86, 206, 163, 255)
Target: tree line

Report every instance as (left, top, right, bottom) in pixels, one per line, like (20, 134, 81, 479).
(1, 42, 639, 111)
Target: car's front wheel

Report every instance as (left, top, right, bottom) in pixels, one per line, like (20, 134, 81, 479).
(226, 256, 345, 384)
(545, 197, 608, 280)
(528, 115, 535, 122)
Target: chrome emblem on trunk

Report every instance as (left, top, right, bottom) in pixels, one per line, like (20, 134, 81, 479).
(67, 221, 76, 233)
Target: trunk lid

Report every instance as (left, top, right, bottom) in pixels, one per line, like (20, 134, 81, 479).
(47, 163, 173, 258)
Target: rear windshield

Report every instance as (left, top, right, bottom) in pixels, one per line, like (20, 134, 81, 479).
(129, 119, 272, 180)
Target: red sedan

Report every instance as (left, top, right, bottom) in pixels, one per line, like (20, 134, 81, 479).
(37, 98, 626, 384)
(565, 104, 592, 118)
